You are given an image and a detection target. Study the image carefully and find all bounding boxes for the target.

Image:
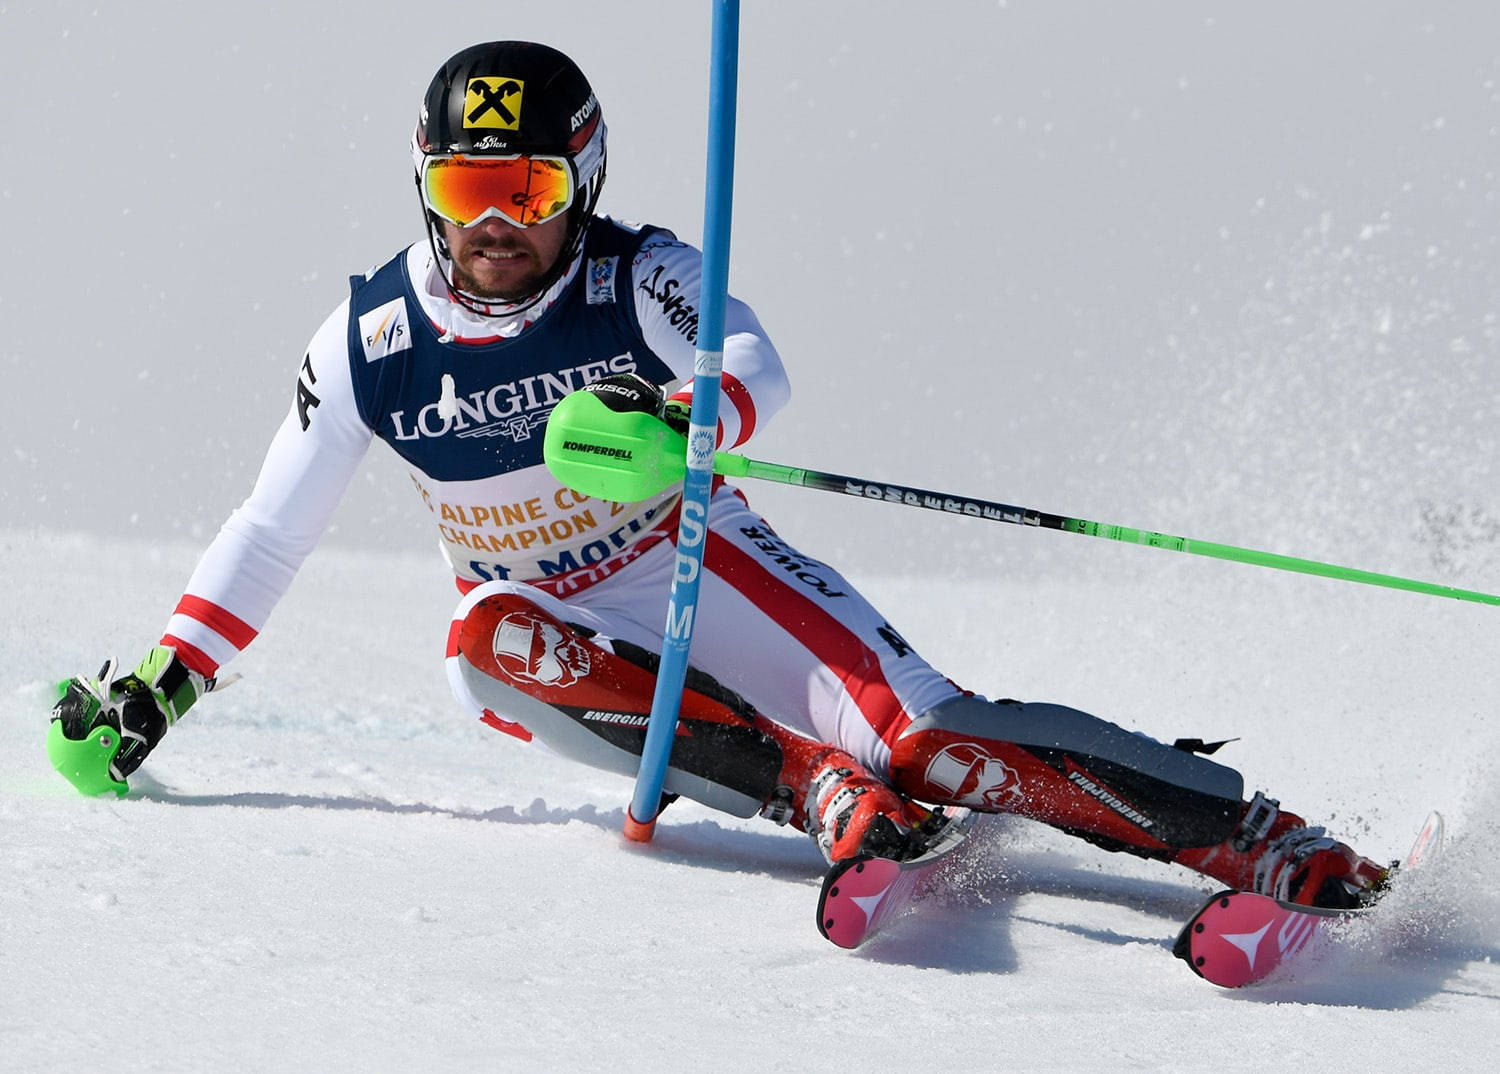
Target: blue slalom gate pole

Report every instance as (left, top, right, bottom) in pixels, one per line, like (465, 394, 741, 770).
(625, 0, 740, 842)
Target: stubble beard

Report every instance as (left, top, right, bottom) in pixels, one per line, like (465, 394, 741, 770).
(450, 252, 546, 303)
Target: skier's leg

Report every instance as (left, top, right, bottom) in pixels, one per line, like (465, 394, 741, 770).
(890, 695, 1245, 848)
(889, 695, 1389, 908)
(627, 489, 966, 861)
(447, 579, 789, 815)
(630, 488, 963, 775)
(582, 491, 1386, 897)
(447, 577, 914, 856)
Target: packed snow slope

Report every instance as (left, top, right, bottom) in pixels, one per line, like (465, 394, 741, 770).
(4, 1, 1500, 1071)
(3, 532, 1499, 1072)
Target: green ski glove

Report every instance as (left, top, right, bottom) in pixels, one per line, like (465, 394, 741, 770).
(48, 646, 211, 796)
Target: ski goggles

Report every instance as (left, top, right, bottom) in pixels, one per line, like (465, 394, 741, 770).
(419, 153, 575, 229)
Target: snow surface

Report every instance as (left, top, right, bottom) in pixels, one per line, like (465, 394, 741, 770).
(5, 534, 1500, 1071)
(5, 2, 1500, 1071)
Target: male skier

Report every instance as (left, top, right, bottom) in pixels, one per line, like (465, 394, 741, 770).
(52, 41, 1389, 910)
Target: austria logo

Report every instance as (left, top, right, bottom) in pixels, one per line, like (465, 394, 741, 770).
(923, 742, 1025, 809)
(491, 611, 591, 688)
(358, 298, 412, 362)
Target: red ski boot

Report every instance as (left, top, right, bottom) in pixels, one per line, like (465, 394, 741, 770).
(806, 750, 926, 864)
(1175, 792, 1390, 909)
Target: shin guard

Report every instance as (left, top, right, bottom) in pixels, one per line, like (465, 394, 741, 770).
(451, 586, 838, 823)
(890, 696, 1245, 856)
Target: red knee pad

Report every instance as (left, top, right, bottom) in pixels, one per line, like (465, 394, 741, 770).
(891, 727, 1178, 855)
(453, 589, 808, 813)
(453, 591, 656, 713)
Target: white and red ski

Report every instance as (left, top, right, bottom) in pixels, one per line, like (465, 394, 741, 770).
(1174, 810, 1445, 987)
(816, 808, 976, 949)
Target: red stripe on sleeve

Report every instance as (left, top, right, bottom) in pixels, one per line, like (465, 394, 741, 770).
(719, 373, 757, 445)
(669, 382, 745, 448)
(160, 635, 220, 678)
(173, 595, 259, 651)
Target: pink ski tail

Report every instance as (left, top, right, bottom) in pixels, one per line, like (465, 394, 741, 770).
(1179, 892, 1341, 987)
(818, 859, 923, 949)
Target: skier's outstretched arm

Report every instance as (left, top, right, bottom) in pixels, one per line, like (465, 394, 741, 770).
(50, 302, 374, 791)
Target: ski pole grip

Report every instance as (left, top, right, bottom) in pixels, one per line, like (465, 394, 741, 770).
(543, 390, 688, 502)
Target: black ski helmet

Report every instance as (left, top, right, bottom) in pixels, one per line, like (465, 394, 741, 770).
(413, 41, 607, 313)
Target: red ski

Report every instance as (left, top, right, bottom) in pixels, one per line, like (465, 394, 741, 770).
(816, 808, 976, 949)
(1174, 811, 1444, 987)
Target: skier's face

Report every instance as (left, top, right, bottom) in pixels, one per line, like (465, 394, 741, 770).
(441, 212, 569, 301)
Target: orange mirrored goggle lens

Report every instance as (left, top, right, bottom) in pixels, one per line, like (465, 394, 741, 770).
(422, 155, 574, 228)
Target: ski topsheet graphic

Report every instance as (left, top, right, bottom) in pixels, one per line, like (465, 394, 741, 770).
(1174, 811, 1445, 987)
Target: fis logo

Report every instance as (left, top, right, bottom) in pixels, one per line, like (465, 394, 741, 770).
(464, 76, 523, 130)
(358, 298, 412, 362)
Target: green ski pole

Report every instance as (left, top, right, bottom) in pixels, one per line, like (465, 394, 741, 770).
(542, 391, 1500, 607)
(714, 454, 1500, 606)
